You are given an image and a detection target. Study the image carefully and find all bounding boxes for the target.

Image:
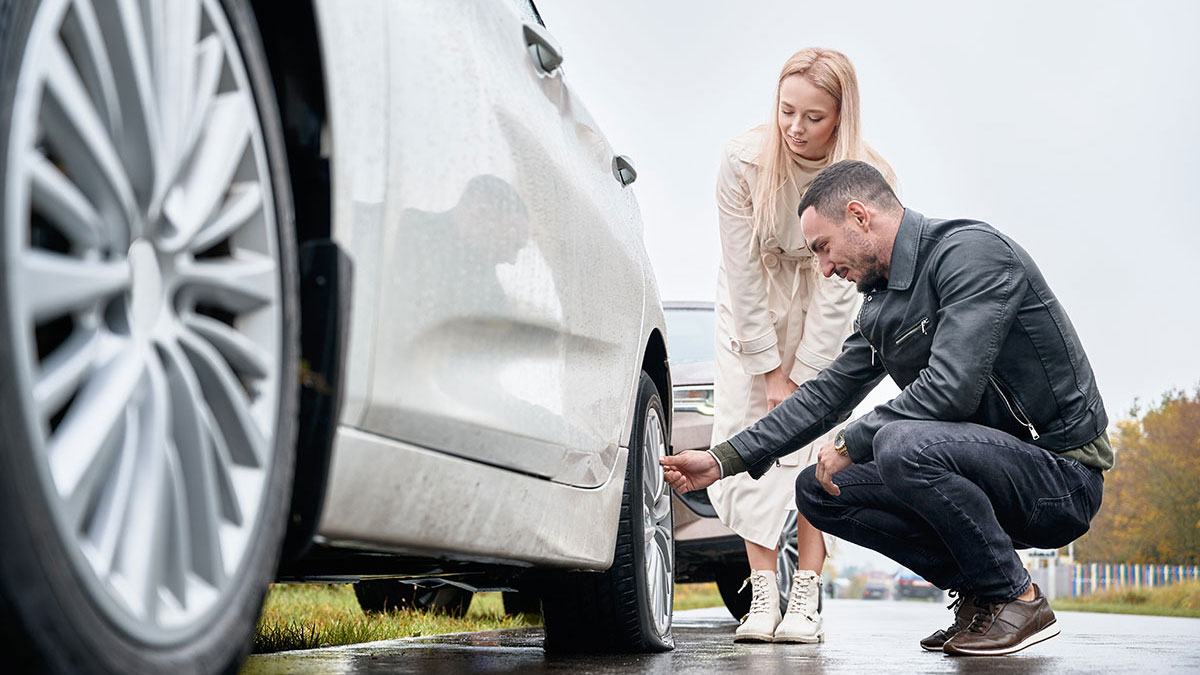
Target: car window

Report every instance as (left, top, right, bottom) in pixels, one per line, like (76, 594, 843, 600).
(665, 308, 715, 364)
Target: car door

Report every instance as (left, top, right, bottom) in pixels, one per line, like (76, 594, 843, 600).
(359, 0, 645, 487)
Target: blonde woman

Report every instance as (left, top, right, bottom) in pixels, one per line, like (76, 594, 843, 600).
(708, 47, 895, 643)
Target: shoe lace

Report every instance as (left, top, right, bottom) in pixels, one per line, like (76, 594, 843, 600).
(946, 590, 964, 613)
(963, 600, 1002, 634)
(739, 574, 775, 616)
(786, 574, 818, 620)
(944, 590, 970, 631)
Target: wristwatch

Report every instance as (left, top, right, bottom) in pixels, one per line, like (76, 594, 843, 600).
(834, 430, 849, 457)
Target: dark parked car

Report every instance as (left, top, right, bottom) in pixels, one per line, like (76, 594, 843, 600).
(894, 568, 943, 601)
(665, 301, 800, 619)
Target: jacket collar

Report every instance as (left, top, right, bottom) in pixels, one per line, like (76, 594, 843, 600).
(885, 208, 924, 292)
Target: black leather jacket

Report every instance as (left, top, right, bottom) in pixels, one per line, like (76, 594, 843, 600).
(727, 209, 1108, 476)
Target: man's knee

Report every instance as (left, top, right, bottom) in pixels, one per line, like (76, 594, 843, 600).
(874, 420, 934, 476)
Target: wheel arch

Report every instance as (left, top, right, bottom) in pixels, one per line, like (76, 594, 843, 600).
(244, 1, 345, 563)
(641, 326, 672, 446)
(246, 0, 330, 243)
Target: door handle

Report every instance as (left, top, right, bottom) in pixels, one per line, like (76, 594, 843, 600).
(523, 22, 563, 74)
(612, 155, 637, 187)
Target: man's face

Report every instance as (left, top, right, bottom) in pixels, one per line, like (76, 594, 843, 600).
(801, 205, 888, 292)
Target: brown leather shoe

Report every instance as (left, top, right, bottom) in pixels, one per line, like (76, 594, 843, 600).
(943, 583, 1060, 656)
(919, 591, 981, 652)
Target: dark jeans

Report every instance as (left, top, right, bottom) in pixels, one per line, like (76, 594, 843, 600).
(796, 421, 1104, 601)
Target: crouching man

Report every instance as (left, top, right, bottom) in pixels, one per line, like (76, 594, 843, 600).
(661, 160, 1110, 655)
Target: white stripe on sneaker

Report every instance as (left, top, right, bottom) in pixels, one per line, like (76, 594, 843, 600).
(947, 621, 1060, 656)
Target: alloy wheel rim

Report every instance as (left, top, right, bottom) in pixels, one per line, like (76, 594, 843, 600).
(3, 0, 282, 643)
(641, 405, 673, 636)
(777, 510, 799, 604)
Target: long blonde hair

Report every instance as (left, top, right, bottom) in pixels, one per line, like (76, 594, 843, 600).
(752, 48, 895, 235)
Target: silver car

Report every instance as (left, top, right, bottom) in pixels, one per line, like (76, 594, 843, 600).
(0, 0, 673, 671)
(665, 301, 800, 619)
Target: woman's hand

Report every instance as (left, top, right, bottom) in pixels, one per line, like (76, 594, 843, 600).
(765, 365, 798, 411)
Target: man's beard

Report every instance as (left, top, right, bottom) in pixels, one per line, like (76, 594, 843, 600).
(854, 253, 888, 292)
(840, 223, 888, 292)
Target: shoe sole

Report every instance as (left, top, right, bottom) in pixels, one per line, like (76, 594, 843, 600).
(943, 621, 1061, 656)
(919, 643, 944, 652)
(733, 634, 775, 643)
(772, 632, 825, 644)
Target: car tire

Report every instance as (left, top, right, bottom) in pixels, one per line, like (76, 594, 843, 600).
(353, 580, 473, 617)
(541, 372, 674, 653)
(713, 558, 752, 619)
(713, 510, 802, 620)
(0, 0, 299, 672)
(501, 590, 541, 617)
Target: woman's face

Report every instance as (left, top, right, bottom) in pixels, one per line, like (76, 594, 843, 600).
(777, 74, 840, 160)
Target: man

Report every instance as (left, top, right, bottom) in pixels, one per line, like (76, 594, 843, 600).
(662, 160, 1110, 656)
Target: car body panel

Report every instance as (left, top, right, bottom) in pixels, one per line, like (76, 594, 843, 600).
(308, 0, 664, 569)
(316, 426, 626, 570)
(314, 0, 647, 488)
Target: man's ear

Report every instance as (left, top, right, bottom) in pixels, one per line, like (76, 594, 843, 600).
(846, 200, 870, 232)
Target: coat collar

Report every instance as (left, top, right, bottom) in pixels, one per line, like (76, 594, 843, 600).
(885, 208, 925, 292)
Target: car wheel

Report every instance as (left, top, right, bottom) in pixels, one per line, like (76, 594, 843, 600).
(713, 558, 751, 619)
(713, 510, 802, 620)
(541, 372, 674, 653)
(354, 580, 473, 617)
(0, 0, 299, 672)
(501, 590, 541, 617)
(775, 510, 800, 608)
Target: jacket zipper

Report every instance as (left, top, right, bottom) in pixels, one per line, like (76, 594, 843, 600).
(894, 318, 930, 345)
(988, 374, 1040, 440)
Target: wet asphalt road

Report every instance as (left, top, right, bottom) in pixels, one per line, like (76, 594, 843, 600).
(240, 599, 1200, 674)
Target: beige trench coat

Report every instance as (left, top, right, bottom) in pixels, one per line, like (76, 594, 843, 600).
(707, 127, 860, 549)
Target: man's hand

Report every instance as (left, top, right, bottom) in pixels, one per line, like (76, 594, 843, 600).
(814, 438, 853, 496)
(659, 450, 721, 493)
(765, 366, 798, 411)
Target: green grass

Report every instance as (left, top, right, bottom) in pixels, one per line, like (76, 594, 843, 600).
(674, 582, 723, 611)
(253, 585, 539, 654)
(1055, 580, 1200, 618)
(254, 581, 728, 654)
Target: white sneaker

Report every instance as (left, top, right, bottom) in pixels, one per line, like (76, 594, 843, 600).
(774, 570, 824, 643)
(733, 570, 780, 642)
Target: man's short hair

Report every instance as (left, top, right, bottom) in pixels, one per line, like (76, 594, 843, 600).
(798, 160, 902, 220)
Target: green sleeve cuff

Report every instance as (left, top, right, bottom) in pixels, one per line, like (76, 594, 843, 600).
(711, 441, 749, 477)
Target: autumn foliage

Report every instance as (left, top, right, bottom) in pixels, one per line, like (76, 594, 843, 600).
(1074, 388, 1200, 565)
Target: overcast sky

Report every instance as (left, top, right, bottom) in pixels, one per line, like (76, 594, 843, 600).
(538, 0, 1200, 421)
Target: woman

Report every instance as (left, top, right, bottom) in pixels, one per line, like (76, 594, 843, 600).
(708, 47, 895, 644)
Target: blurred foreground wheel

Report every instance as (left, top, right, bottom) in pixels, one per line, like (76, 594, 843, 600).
(354, 580, 473, 617)
(0, 0, 298, 672)
(541, 372, 674, 653)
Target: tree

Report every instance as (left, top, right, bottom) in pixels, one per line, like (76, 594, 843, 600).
(1074, 388, 1200, 565)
